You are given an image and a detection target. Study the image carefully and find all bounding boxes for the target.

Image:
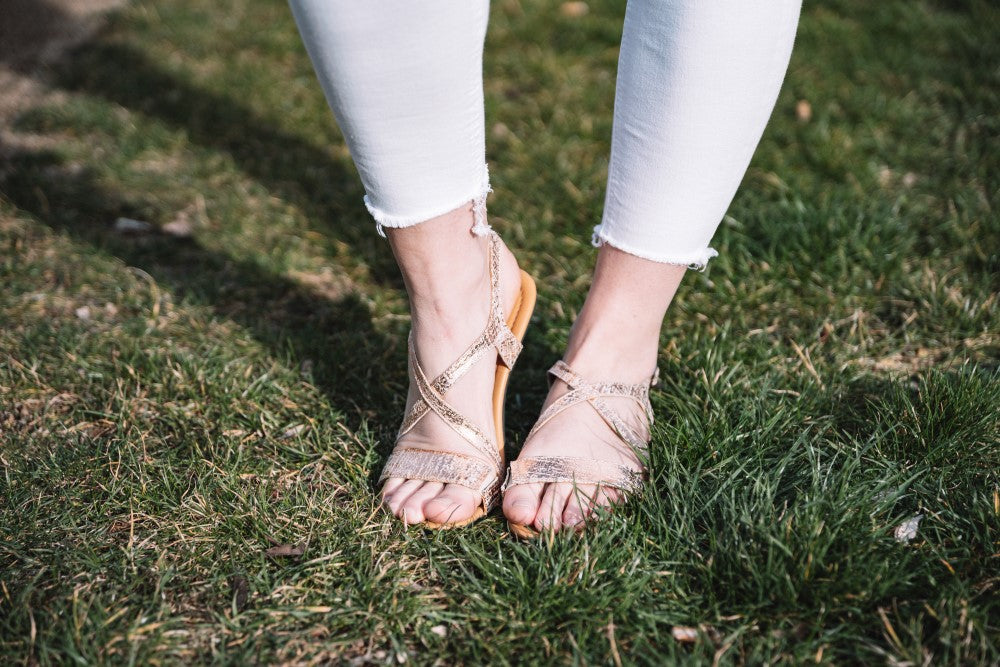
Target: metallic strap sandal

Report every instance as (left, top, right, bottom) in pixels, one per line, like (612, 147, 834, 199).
(502, 359, 659, 539)
(378, 231, 537, 529)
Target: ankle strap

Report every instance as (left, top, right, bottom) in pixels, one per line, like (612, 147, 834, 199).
(487, 231, 504, 324)
(548, 360, 659, 396)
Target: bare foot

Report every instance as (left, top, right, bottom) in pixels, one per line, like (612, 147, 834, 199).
(380, 208, 521, 526)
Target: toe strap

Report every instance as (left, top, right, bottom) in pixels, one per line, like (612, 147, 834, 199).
(502, 456, 645, 494)
(379, 448, 501, 511)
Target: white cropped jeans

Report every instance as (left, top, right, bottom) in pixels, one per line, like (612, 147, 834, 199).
(289, 1, 801, 269)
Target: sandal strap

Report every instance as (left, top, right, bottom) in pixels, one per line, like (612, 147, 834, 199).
(408, 338, 499, 468)
(502, 456, 645, 494)
(397, 232, 523, 439)
(387, 232, 520, 507)
(549, 360, 657, 415)
(379, 447, 500, 510)
(526, 360, 658, 454)
(507, 361, 658, 497)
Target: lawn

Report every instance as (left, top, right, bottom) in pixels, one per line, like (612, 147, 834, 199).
(1, 0, 998, 663)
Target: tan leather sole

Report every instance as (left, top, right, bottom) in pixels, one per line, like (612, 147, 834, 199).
(508, 520, 542, 539)
(421, 269, 537, 530)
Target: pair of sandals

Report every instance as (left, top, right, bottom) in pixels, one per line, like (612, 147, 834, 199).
(378, 231, 658, 538)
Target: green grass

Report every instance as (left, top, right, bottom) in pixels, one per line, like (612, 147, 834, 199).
(1, 0, 998, 663)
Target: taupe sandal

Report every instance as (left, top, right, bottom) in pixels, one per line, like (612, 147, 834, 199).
(502, 360, 659, 539)
(378, 231, 536, 529)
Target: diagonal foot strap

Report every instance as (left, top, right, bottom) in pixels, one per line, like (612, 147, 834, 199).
(527, 360, 657, 456)
(505, 360, 658, 496)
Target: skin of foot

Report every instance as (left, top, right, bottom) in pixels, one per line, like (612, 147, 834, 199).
(502, 246, 687, 533)
(380, 204, 521, 526)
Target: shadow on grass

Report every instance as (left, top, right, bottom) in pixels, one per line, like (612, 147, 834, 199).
(48, 38, 402, 288)
(1, 146, 400, 436)
(0, 0, 98, 72)
(1, 142, 560, 492)
(0, 0, 564, 456)
(0, 0, 406, 420)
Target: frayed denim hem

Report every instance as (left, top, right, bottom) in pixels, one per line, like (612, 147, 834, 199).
(591, 225, 718, 271)
(370, 165, 493, 238)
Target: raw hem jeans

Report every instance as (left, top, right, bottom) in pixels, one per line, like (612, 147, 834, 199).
(289, 0, 801, 270)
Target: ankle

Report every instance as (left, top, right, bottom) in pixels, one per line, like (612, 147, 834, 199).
(563, 321, 660, 384)
(387, 202, 492, 295)
(409, 267, 490, 342)
(408, 252, 488, 312)
(387, 212, 494, 331)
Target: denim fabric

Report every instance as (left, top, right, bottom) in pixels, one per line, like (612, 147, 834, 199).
(289, 0, 801, 269)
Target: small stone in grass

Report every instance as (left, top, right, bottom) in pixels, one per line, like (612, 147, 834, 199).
(796, 99, 812, 122)
(671, 626, 699, 643)
(75, 305, 91, 320)
(281, 423, 307, 439)
(877, 166, 893, 187)
(894, 514, 922, 543)
(162, 216, 194, 238)
(430, 625, 447, 638)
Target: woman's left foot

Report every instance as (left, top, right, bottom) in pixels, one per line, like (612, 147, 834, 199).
(503, 245, 685, 533)
(501, 348, 657, 533)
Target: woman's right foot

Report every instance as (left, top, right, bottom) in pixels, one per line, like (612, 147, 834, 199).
(379, 206, 522, 526)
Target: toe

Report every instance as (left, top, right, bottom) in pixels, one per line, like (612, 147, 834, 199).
(397, 481, 444, 525)
(587, 486, 623, 521)
(502, 482, 545, 526)
(595, 486, 622, 510)
(562, 483, 599, 528)
(381, 477, 406, 497)
(533, 483, 572, 532)
(382, 478, 424, 517)
(422, 483, 478, 525)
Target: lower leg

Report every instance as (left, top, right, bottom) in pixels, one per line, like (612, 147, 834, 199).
(387, 206, 493, 364)
(563, 247, 686, 384)
(290, 2, 511, 524)
(504, 0, 802, 533)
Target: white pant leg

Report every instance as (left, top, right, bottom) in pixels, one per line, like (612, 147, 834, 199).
(594, 0, 802, 269)
(288, 0, 491, 234)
